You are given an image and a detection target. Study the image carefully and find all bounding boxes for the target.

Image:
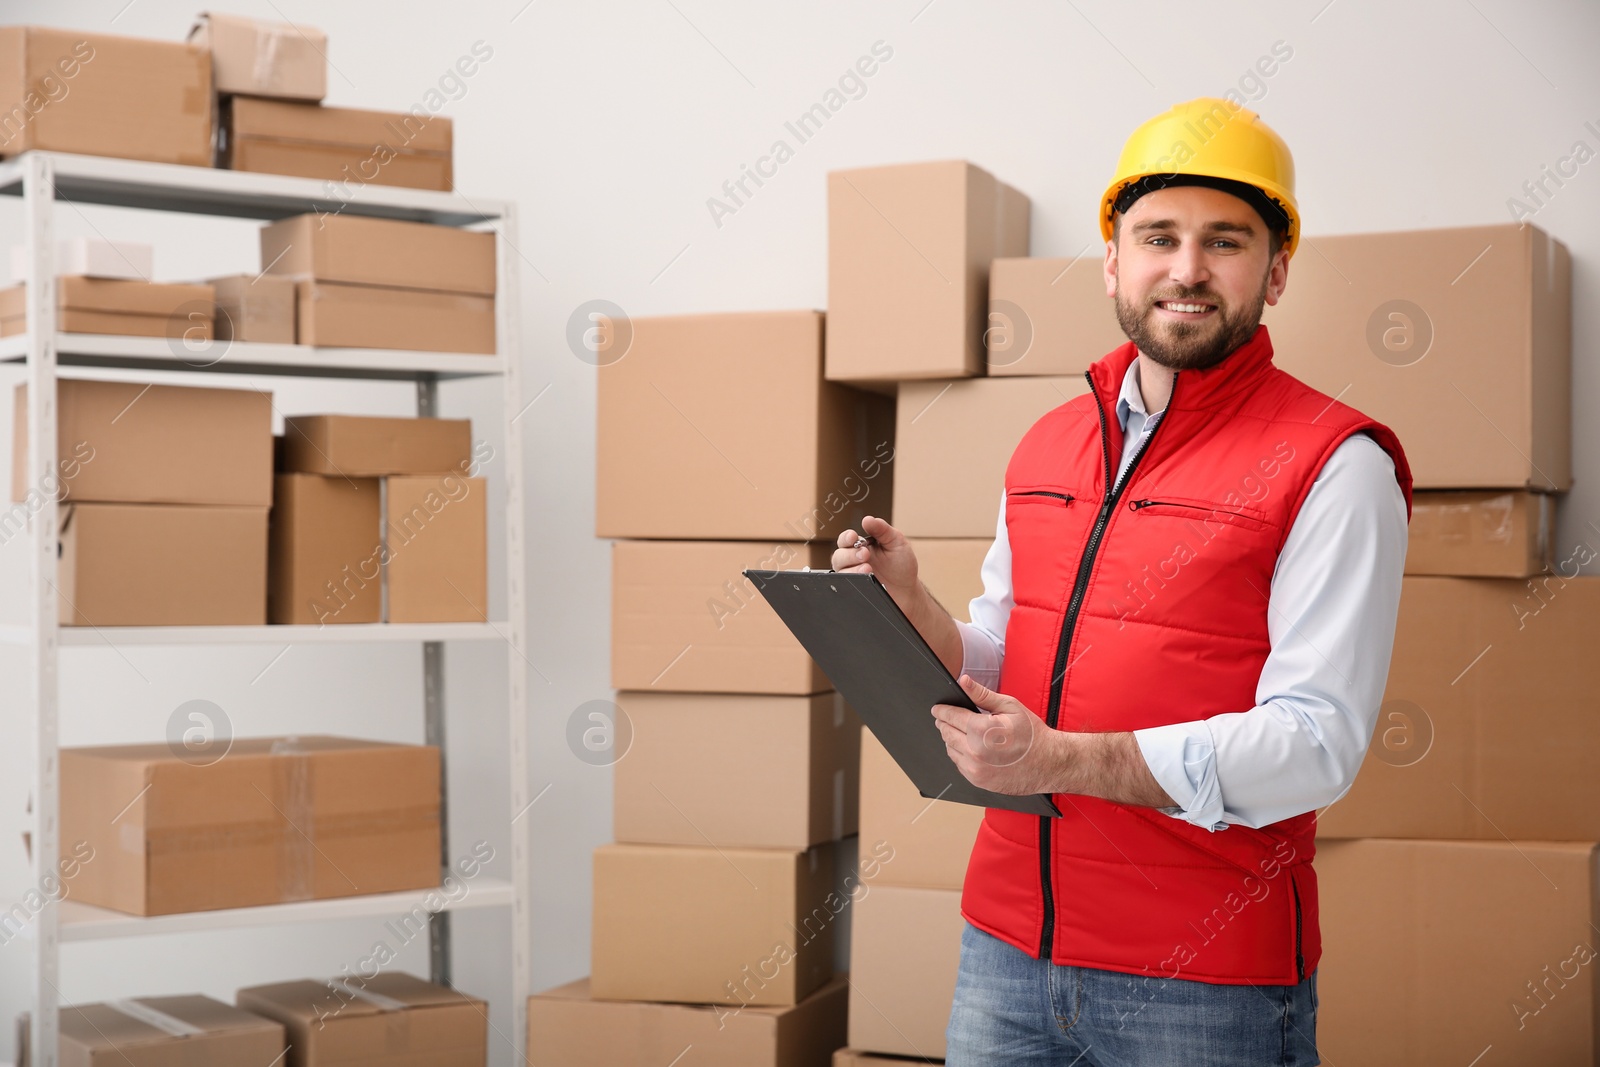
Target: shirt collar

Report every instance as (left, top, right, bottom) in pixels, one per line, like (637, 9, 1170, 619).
(1115, 358, 1148, 433)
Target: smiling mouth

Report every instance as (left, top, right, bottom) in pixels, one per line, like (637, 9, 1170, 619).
(1154, 300, 1217, 316)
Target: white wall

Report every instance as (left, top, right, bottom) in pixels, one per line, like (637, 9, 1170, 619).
(1, 1, 1598, 1063)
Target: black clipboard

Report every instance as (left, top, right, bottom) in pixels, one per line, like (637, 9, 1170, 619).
(743, 568, 1061, 818)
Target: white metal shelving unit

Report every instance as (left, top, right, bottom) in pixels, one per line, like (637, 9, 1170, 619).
(0, 151, 531, 1066)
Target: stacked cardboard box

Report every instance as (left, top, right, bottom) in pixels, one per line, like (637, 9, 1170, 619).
(0, 277, 213, 340)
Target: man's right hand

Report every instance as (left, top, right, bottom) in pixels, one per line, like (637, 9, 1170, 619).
(832, 515, 918, 605)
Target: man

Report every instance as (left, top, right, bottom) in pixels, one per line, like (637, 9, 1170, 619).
(832, 97, 1412, 1065)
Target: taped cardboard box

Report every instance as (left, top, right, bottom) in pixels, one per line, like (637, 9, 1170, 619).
(12, 378, 271, 506)
(529, 972, 848, 1067)
(9, 238, 153, 282)
(859, 726, 980, 891)
(281, 415, 471, 476)
(1319, 576, 1600, 840)
(237, 973, 486, 1067)
(221, 96, 452, 191)
(261, 214, 496, 297)
(913, 537, 991, 623)
(596, 310, 895, 540)
(1406, 489, 1552, 577)
(847, 884, 963, 1058)
(1318, 839, 1600, 1067)
(269, 473, 380, 625)
(385, 474, 487, 623)
(18, 995, 286, 1067)
(1263, 223, 1571, 490)
(188, 12, 326, 101)
(611, 539, 833, 694)
(57, 502, 266, 626)
(209, 273, 295, 344)
(0, 276, 213, 340)
(0, 27, 211, 166)
(591, 842, 835, 1006)
(295, 280, 494, 354)
(827, 160, 1030, 386)
(61, 736, 439, 915)
(987, 256, 1127, 376)
(613, 691, 862, 850)
(894, 375, 1089, 537)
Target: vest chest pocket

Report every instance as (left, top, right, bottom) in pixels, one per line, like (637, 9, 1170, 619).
(1126, 495, 1273, 533)
(1007, 487, 1076, 508)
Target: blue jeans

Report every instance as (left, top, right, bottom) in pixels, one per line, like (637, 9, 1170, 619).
(946, 922, 1319, 1066)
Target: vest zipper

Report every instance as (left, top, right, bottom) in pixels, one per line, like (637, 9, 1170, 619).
(1035, 368, 1178, 961)
(1291, 877, 1306, 981)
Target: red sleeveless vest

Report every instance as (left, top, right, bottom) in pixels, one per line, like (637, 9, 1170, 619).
(959, 324, 1412, 985)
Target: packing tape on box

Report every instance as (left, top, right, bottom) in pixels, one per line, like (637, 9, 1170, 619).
(255, 28, 295, 90)
(328, 980, 408, 1012)
(270, 737, 316, 901)
(106, 999, 204, 1038)
(330, 981, 415, 1055)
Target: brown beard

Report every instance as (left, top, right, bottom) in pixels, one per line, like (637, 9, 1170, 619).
(1115, 268, 1269, 371)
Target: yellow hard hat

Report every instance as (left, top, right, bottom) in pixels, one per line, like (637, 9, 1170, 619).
(1100, 97, 1299, 258)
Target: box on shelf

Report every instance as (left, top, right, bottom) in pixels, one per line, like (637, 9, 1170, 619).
(261, 214, 496, 296)
(238, 973, 485, 1067)
(209, 273, 296, 344)
(528, 972, 848, 1067)
(859, 727, 980, 891)
(385, 473, 487, 623)
(596, 310, 895, 540)
(269, 473, 380, 625)
(1318, 839, 1600, 1066)
(12, 378, 272, 507)
(613, 691, 862, 850)
(913, 538, 991, 623)
(62, 736, 439, 916)
(281, 415, 471, 477)
(591, 842, 835, 1007)
(847, 883, 963, 1059)
(57, 502, 267, 627)
(1406, 489, 1552, 577)
(9, 238, 153, 282)
(294, 280, 494, 353)
(986, 256, 1126, 376)
(0, 276, 213, 340)
(1263, 223, 1571, 490)
(827, 160, 1030, 385)
(1320, 576, 1600, 840)
(188, 12, 327, 101)
(894, 376, 1088, 537)
(0, 27, 211, 166)
(221, 96, 452, 191)
(17, 995, 286, 1067)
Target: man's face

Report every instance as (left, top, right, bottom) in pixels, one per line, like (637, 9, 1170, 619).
(1104, 185, 1289, 371)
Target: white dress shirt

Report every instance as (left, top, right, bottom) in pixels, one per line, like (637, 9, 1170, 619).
(953, 358, 1409, 831)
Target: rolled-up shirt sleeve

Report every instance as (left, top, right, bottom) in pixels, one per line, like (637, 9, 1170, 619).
(953, 488, 1012, 689)
(1133, 432, 1410, 831)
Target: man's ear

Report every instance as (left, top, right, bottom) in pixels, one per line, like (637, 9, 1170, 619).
(1104, 237, 1119, 299)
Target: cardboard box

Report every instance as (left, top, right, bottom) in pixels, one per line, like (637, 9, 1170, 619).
(57, 502, 266, 626)
(210, 273, 296, 344)
(237, 973, 486, 1067)
(1319, 577, 1600, 840)
(9, 238, 153, 282)
(847, 884, 963, 1058)
(591, 843, 836, 1006)
(281, 415, 471, 476)
(386, 474, 487, 623)
(0, 28, 211, 166)
(18, 995, 286, 1067)
(12, 378, 272, 506)
(858, 727, 980, 891)
(596, 310, 895, 540)
(1263, 223, 1571, 490)
(613, 691, 861, 850)
(893, 376, 1089, 537)
(611, 539, 833, 694)
(827, 160, 1030, 386)
(832, 1052, 925, 1066)
(986, 256, 1127, 376)
(269, 473, 380, 625)
(221, 96, 452, 191)
(0, 277, 213, 340)
(262, 214, 496, 297)
(62, 736, 439, 916)
(528, 972, 848, 1067)
(1407, 490, 1552, 577)
(1318, 839, 1600, 1066)
(188, 13, 326, 101)
(295, 280, 494, 353)
(913, 538, 990, 623)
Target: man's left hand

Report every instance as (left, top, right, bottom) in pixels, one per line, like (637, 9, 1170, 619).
(931, 675, 1064, 797)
